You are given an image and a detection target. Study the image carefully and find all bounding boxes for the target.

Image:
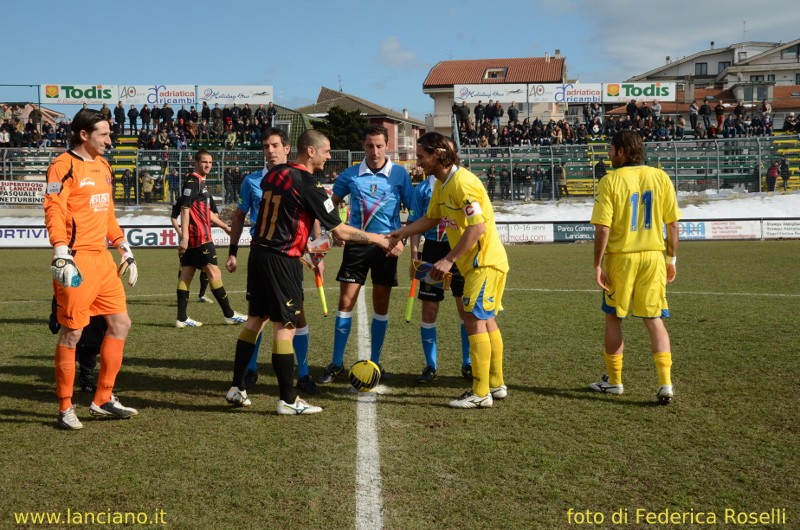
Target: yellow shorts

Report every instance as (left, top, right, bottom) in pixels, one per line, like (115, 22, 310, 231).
(602, 251, 669, 318)
(56, 250, 127, 329)
(461, 267, 506, 319)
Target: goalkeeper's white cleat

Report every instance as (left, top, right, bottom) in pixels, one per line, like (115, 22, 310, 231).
(449, 390, 493, 409)
(277, 397, 322, 415)
(590, 374, 624, 395)
(176, 317, 203, 328)
(490, 384, 508, 399)
(224, 312, 247, 325)
(225, 387, 252, 407)
(657, 385, 674, 405)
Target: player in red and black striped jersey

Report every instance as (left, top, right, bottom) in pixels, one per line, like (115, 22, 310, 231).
(175, 150, 245, 328)
(226, 130, 403, 414)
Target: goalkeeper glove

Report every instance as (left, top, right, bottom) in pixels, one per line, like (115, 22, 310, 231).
(117, 243, 138, 287)
(50, 245, 82, 288)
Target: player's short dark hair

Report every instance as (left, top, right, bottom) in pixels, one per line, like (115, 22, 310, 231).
(610, 130, 645, 165)
(263, 127, 289, 147)
(417, 132, 460, 168)
(362, 124, 389, 143)
(69, 109, 106, 146)
(297, 129, 329, 153)
(194, 149, 212, 161)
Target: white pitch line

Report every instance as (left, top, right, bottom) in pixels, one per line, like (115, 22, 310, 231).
(354, 288, 383, 530)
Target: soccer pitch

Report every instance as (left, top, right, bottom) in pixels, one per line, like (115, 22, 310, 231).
(1, 241, 798, 529)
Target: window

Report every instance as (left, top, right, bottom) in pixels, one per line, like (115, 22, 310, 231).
(796, 73, 800, 85)
(483, 68, 507, 80)
(780, 44, 800, 59)
(757, 86, 768, 101)
(695, 62, 708, 76)
(718, 61, 731, 74)
(750, 75, 764, 82)
(738, 51, 748, 62)
(767, 74, 775, 82)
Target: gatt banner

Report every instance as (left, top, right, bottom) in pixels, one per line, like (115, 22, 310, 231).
(41, 84, 117, 105)
(197, 86, 274, 105)
(602, 82, 677, 102)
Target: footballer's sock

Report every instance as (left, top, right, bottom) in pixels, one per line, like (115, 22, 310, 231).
(246, 333, 262, 373)
(369, 312, 389, 364)
(94, 336, 124, 406)
(469, 333, 491, 398)
(272, 340, 296, 403)
(420, 321, 437, 370)
(604, 352, 624, 386)
(233, 327, 259, 389)
(488, 329, 504, 388)
(210, 279, 234, 318)
(198, 271, 209, 298)
(653, 351, 673, 387)
(332, 311, 352, 367)
(55, 344, 77, 411)
(460, 321, 471, 368)
(294, 326, 310, 378)
(177, 281, 190, 321)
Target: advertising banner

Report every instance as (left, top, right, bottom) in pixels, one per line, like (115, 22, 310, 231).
(527, 83, 603, 103)
(0, 225, 249, 249)
(763, 220, 800, 239)
(502, 223, 554, 244)
(602, 82, 677, 102)
(117, 85, 197, 106)
(553, 222, 596, 242)
(453, 84, 602, 104)
(197, 86, 274, 105)
(41, 84, 117, 105)
(0, 181, 45, 205)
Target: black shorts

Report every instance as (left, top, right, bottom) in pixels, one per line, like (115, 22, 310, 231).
(418, 239, 465, 301)
(336, 244, 398, 287)
(247, 246, 303, 327)
(180, 241, 218, 269)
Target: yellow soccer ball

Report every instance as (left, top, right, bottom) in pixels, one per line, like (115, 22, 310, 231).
(349, 360, 381, 392)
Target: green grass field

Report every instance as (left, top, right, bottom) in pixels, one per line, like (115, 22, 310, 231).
(1, 241, 798, 530)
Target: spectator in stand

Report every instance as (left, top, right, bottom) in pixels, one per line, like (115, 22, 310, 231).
(484, 99, 495, 126)
(675, 115, 686, 139)
(699, 99, 712, 130)
(783, 112, 797, 133)
(189, 106, 199, 123)
(266, 101, 277, 127)
(140, 104, 151, 132)
(499, 166, 510, 200)
(594, 157, 608, 181)
(113, 102, 126, 135)
(474, 100, 484, 124)
(714, 100, 725, 131)
(177, 105, 190, 124)
(137, 129, 149, 148)
(626, 99, 638, 121)
(523, 164, 533, 201)
(761, 99, 772, 120)
(241, 104, 251, 124)
(733, 100, 745, 121)
(651, 100, 662, 122)
(230, 103, 241, 125)
(198, 120, 210, 141)
(141, 171, 154, 203)
(533, 164, 545, 200)
(253, 103, 265, 125)
(99, 103, 111, 121)
(456, 101, 469, 127)
(779, 157, 791, 191)
(689, 100, 699, 131)
(167, 168, 180, 203)
(766, 161, 779, 192)
(121, 169, 134, 205)
(211, 103, 223, 129)
(492, 101, 504, 128)
(151, 104, 161, 130)
(127, 105, 139, 135)
(161, 104, 174, 127)
(486, 165, 497, 201)
(507, 101, 519, 124)
(201, 102, 211, 124)
(555, 162, 569, 200)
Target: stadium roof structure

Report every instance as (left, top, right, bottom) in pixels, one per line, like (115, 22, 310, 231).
(422, 57, 566, 88)
(296, 87, 424, 127)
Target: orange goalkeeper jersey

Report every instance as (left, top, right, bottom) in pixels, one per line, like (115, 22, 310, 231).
(44, 150, 124, 251)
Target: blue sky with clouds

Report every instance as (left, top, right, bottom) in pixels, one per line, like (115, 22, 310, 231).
(2, 0, 797, 119)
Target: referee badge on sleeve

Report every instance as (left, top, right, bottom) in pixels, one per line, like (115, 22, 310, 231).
(324, 198, 334, 212)
(47, 182, 62, 194)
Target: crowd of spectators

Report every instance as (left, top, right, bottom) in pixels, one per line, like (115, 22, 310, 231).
(129, 101, 279, 151)
(453, 98, 789, 149)
(0, 104, 71, 148)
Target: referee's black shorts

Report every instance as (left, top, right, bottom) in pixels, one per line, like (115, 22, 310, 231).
(418, 239, 465, 301)
(247, 246, 303, 327)
(180, 241, 218, 268)
(336, 243, 398, 287)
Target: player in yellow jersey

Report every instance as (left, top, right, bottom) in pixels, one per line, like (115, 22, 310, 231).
(589, 130, 681, 404)
(390, 132, 509, 409)
(44, 109, 140, 429)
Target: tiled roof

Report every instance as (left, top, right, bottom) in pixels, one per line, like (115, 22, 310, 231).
(296, 87, 424, 126)
(423, 57, 565, 87)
